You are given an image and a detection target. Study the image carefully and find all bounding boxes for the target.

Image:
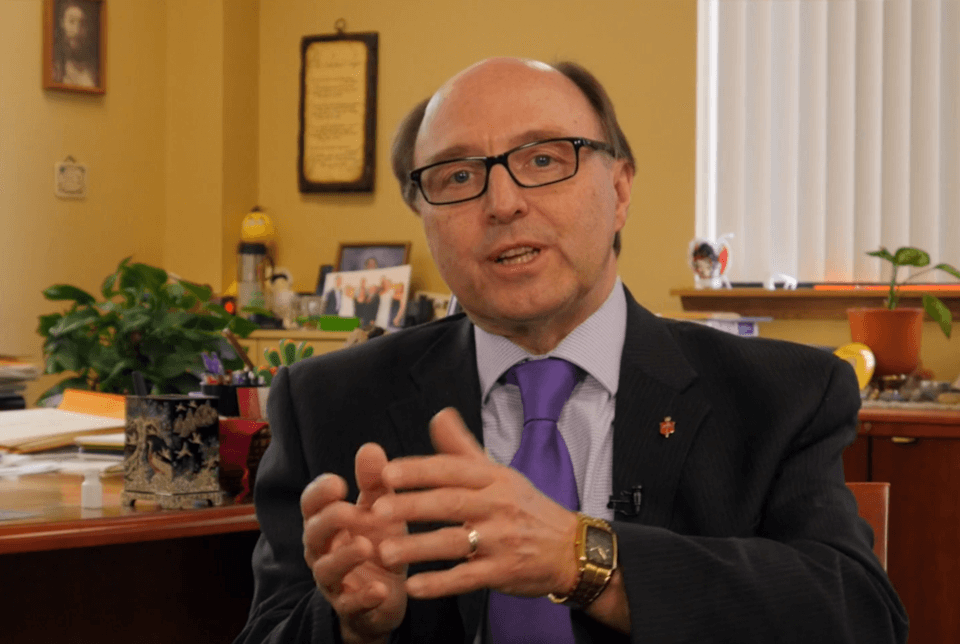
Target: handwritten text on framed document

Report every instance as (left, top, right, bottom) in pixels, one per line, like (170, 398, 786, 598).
(298, 32, 378, 193)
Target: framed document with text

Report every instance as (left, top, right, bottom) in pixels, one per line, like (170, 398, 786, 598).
(298, 31, 378, 193)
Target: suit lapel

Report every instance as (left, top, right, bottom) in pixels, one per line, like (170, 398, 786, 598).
(384, 316, 486, 642)
(386, 315, 483, 457)
(613, 289, 712, 529)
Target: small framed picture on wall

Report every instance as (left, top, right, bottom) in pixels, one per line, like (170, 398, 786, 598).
(43, 0, 106, 94)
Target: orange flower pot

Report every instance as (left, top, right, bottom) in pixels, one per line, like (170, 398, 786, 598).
(847, 308, 923, 377)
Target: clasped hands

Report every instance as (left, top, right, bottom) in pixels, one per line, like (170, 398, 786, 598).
(300, 408, 578, 643)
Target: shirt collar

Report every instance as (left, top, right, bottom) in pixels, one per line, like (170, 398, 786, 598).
(474, 278, 626, 401)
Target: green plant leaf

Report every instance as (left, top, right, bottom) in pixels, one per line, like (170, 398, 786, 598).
(302, 345, 314, 360)
(265, 348, 282, 367)
(98, 359, 136, 389)
(48, 309, 100, 336)
(179, 280, 213, 303)
(101, 270, 119, 299)
(53, 341, 87, 373)
(866, 248, 896, 263)
(283, 340, 297, 366)
(295, 341, 308, 362)
(37, 313, 62, 336)
(153, 352, 202, 380)
(241, 305, 274, 318)
(177, 294, 199, 311)
(44, 354, 61, 375)
(203, 302, 229, 316)
(934, 263, 960, 281)
(42, 284, 96, 305)
(125, 263, 168, 292)
(227, 316, 259, 338)
(892, 246, 930, 267)
(922, 294, 953, 339)
(118, 307, 152, 333)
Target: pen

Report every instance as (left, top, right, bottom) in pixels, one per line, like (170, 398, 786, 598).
(222, 330, 257, 371)
(132, 371, 149, 396)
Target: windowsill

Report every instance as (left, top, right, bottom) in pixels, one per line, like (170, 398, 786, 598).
(670, 287, 960, 321)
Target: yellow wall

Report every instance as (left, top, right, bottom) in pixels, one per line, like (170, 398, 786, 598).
(163, 0, 259, 291)
(1, 0, 257, 404)
(0, 0, 167, 356)
(2, 0, 957, 407)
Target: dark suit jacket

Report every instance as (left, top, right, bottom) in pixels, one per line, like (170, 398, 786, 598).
(322, 290, 340, 316)
(235, 289, 908, 644)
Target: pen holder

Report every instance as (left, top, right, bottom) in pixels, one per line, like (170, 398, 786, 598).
(200, 383, 240, 417)
(120, 394, 224, 510)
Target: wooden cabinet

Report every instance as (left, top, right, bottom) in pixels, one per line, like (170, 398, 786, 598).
(235, 329, 351, 369)
(844, 407, 960, 644)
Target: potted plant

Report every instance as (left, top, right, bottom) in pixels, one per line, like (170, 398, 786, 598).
(848, 247, 960, 377)
(37, 257, 259, 402)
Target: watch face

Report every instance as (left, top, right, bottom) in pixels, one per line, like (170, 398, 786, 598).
(585, 525, 615, 567)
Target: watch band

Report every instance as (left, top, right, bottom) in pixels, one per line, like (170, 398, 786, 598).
(548, 513, 617, 610)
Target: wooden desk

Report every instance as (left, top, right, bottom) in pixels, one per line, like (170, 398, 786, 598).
(845, 406, 960, 644)
(0, 470, 259, 644)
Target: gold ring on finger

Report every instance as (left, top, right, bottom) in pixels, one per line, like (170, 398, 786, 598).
(466, 528, 480, 558)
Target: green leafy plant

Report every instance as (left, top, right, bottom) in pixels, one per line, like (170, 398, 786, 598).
(868, 246, 960, 338)
(37, 257, 259, 401)
(258, 339, 314, 385)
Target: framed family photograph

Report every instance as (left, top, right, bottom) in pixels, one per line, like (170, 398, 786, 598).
(335, 242, 411, 273)
(320, 264, 412, 332)
(43, 0, 106, 94)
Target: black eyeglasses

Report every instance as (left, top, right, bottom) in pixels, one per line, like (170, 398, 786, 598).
(409, 137, 615, 206)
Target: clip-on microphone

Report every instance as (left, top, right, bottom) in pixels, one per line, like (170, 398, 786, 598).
(607, 485, 643, 518)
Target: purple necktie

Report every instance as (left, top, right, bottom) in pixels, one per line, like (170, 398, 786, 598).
(488, 358, 580, 644)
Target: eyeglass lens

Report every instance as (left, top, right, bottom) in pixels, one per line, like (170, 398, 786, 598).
(419, 140, 580, 204)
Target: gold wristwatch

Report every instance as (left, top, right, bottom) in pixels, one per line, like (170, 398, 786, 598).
(549, 513, 617, 610)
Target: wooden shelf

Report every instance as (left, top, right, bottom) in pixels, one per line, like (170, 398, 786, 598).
(670, 288, 960, 320)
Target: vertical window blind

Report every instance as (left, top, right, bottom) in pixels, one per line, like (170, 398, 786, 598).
(696, 0, 960, 285)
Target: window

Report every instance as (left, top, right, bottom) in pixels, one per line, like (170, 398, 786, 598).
(697, 0, 960, 284)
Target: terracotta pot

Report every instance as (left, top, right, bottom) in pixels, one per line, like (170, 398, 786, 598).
(847, 307, 923, 377)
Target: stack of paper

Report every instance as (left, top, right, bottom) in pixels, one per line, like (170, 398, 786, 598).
(0, 356, 40, 398)
(0, 389, 127, 453)
(0, 408, 125, 453)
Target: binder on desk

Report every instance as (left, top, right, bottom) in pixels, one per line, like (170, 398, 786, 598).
(0, 389, 126, 453)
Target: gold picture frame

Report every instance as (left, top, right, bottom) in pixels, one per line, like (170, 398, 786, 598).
(335, 242, 411, 273)
(298, 31, 378, 192)
(43, 0, 106, 94)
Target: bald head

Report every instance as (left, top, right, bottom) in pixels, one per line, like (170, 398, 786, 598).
(391, 58, 634, 213)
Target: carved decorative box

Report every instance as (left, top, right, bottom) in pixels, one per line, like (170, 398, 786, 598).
(121, 395, 223, 509)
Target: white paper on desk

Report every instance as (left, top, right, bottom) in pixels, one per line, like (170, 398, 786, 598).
(0, 408, 125, 449)
(0, 452, 120, 478)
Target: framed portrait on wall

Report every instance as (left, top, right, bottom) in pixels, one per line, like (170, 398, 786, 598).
(335, 242, 411, 273)
(43, 0, 106, 94)
(298, 30, 378, 192)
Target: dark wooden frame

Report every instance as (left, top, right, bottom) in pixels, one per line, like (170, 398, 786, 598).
(42, 0, 106, 94)
(298, 31, 378, 193)
(335, 242, 411, 273)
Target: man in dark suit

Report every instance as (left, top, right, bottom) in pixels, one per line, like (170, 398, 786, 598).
(322, 276, 343, 316)
(236, 58, 907, 644)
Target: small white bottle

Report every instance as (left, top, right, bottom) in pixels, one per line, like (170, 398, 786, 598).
(81, 469, 103, 509)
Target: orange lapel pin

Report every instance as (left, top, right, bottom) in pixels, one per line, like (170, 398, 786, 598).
(659, 416, 675, 438)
